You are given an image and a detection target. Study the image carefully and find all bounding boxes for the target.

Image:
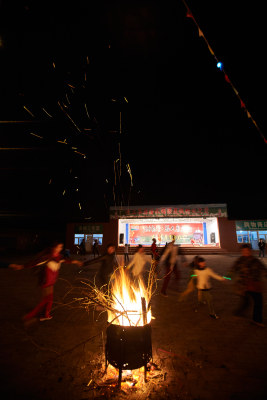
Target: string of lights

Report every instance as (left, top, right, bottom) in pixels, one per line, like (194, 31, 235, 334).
(181, 0, 266, 144)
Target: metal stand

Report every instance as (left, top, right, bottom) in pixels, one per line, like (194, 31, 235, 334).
(118, 367, 122, 388)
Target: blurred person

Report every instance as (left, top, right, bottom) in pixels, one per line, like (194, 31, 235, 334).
(151, 238, 160, 273)
(228, 243, 267, 327)
(22, 242, 82, 323)
(160, 236, 179, 296)
(98, 243, 119, 288)
(178, 255, 199, 301)
(126, 244, 147, 279)
(194, 257, 226, 319)
(258, 238, 265, 258)
(151, 238, 158, 259)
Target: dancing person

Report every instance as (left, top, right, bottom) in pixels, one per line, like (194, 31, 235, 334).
(22, 242, 82, 323)
(178, 255, 199, 301)
(160, 236, 179, 296)
(228, 243, 267, 327)
(126, 245, 147, 280)
(151, 238, 160, 274)
(194, 257, 226, 319)
(98, 243, 119, 288)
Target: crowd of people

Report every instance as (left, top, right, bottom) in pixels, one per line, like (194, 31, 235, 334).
(118, 238, 267, 326)
(1, 236, 267, 328)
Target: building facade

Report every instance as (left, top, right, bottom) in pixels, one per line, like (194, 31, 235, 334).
(66, 204, 262, 254)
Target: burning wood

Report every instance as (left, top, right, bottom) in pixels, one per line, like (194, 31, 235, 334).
(81, 263, 157, 327)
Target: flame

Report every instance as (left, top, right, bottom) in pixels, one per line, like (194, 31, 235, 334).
(107, 267, 151, 327)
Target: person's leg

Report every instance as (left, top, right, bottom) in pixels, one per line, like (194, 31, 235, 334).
(24, 298, 46, 320)
(197, 289, 203, 303)
(250, 291, 263, 324)
(179, 278, 195, 300)
(24, 287, 52, 320)
(173, 265, 180, 281)
(43, 286, 54, 318)
(205, 290, 216, 316)
(234, 292, 250, 317)
(161, 267, 171, 295)
(194, 289, 204, 312)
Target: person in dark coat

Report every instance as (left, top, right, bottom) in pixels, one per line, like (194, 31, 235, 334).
(93, 239, 100, 258)
(160, 236, 179, 296)
(98, 243, 119, 288)
(228, 244, 267, 327)
(258, 238, 266, 258)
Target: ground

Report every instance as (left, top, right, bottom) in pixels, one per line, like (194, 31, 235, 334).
(1, 253, 267, 400)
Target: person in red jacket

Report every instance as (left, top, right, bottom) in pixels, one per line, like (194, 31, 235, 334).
(22, 242, 82, 323)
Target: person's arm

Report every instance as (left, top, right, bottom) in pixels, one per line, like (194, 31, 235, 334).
(126, 253, 137, 269)
(63, 258, 83, 266)
(0, 262, 23, 269)
(9, 263, 24, 270)
(208, 268, 225, 281)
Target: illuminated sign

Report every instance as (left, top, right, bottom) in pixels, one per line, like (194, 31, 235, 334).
(74, 224, 103, 234)
(235, 221, 267, 231)
(110, 204, 227, 219)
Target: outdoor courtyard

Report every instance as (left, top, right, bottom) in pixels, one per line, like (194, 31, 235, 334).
(1, 253, 267, 400)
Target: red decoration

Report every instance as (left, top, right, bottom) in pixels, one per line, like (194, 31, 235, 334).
(224, 74, 231, 83)
(240, 99, 246, 109)
(186, 9, 194, 19)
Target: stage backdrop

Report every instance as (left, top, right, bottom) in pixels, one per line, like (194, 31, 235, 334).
(127, 222, 203, 245)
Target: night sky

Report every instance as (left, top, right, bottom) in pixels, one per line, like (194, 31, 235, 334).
(0, 0, 266, 230)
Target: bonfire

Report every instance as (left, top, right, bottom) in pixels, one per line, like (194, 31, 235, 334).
(81, 262, 158, 388)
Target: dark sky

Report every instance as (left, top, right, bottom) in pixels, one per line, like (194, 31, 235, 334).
(0, 0, 266, 229)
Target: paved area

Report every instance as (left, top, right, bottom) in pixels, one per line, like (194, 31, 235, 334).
(1, 253, 267, 399)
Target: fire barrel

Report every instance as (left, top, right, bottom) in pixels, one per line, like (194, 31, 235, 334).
(105, 323, 152, 371)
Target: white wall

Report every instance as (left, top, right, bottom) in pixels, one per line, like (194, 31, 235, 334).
(206, 218, 219, 244)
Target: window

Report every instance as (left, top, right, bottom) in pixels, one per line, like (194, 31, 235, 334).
(93, 234, 103, 245)
(74, 233, 103, 245)
(236, 231, 248, 243)
(74, 234, 84, 245)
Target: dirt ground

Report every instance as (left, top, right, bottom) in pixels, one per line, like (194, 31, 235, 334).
(1, 253, 267, 400)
